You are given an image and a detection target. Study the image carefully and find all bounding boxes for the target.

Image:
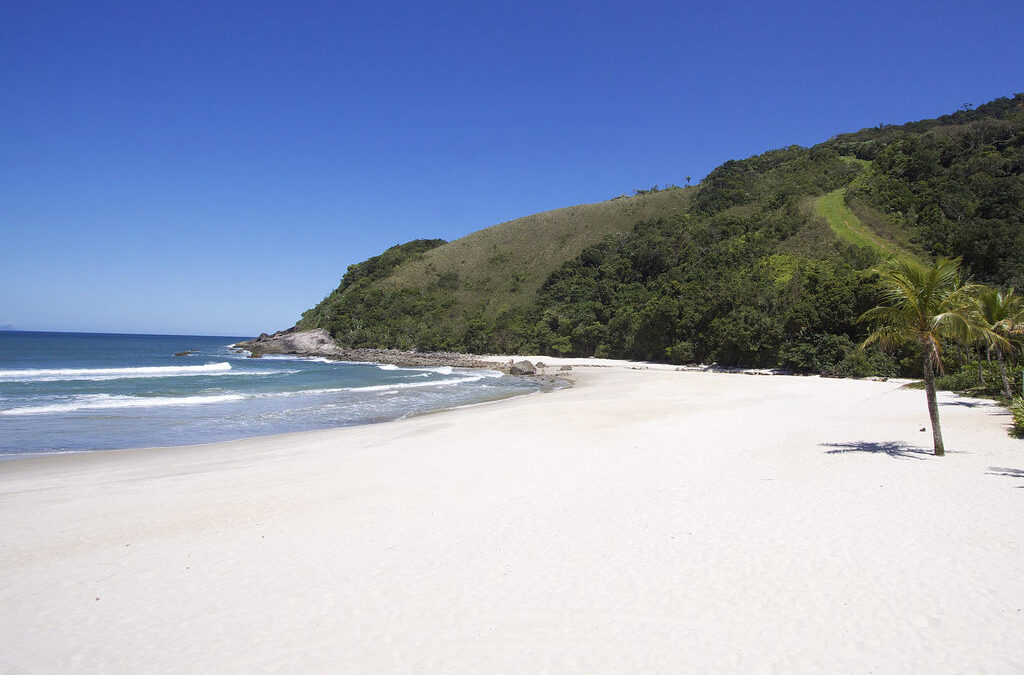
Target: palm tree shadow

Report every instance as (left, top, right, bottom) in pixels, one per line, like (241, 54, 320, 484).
(939, 399, 987, 408)
(822, 441, 932, 459)
(987, 467, 1024, 488)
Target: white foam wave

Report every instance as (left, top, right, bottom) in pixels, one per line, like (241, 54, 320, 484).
(249, 375, 487, 400)
(0, 362, 235, 383)
(0, 393, 246, 416)
(258, 355, 338, 363)
(374, 363, 454, 374)
(342, 375, 483, 392)
(405, 366, 502, 378)
(391, 365, 456, 374)
(377, 364, 486, 376)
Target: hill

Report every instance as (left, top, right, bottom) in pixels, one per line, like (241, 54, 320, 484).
(288, 93, 1024, 375)
(382, 187, 693, 316)
(296, 188, 693, 347)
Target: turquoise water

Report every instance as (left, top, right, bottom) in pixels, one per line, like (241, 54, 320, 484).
(0, 331, 541, 458)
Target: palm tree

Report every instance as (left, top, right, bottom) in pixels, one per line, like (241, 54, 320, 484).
(859, 256, 982, 456)
(975, 287, 1022, 398)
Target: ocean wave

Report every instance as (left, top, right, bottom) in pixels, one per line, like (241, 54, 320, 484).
(0, 393, 246, 416)
(247, 375, 490, 399)
(257, 355, 338, 363)
(341, 375, 484, 392)
(375, 364, 463, 374)
(381, 365, 498, 376)
(0, 362, 237, 382)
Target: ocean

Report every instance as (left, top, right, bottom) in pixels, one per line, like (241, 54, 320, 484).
(0, 331, 544, 458)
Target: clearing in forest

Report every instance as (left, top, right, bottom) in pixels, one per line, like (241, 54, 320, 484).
(814, 187, 896, 256)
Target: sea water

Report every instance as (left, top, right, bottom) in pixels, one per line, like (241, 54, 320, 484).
(0, 331, 543, 458)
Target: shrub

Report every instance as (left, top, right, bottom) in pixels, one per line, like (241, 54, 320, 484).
(833, 346, 899, 378)
(1011, 397, 1024, 437)
(666, 341, 695, 365)
(934, 360, 1005, 398)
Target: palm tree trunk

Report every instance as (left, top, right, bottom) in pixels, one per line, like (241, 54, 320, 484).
(997, 349, 1012, 398)
(923, 350, 945, 456)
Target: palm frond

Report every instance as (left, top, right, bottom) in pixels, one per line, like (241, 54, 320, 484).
(862, 325, 914, 351)
(860, 256, 981, 360)
(858, 304, 913, 326)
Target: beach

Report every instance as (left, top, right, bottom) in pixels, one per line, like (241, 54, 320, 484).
(2, 361, 1022, 673)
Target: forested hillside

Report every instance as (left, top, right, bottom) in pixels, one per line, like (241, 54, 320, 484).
(292, 94, 1024, 376)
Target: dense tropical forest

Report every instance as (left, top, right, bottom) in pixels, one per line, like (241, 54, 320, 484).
(293, 94, 1024, 390)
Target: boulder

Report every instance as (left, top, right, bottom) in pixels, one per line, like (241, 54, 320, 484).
(509, 360, 536, 376)
(559, 364, 573, 371)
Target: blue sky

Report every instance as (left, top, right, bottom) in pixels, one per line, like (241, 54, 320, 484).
(2, 1, 1022, 336)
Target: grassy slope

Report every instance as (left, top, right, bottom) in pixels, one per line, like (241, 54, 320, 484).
(382, 187, 693, 315)
(814, 187, 897, 256)
(813, 156, 905, 257)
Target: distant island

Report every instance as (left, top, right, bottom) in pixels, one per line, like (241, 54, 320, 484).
(259, 94, 1024, 385)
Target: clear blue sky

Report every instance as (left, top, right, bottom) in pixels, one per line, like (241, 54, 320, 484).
(2, 0, 1022, 336)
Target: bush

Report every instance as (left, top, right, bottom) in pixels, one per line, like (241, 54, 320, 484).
(934, 360, 1005, 398)
(833, 346, 899, 378)
(666, 341, 695, 365)
(1011, 397, 1024, 437)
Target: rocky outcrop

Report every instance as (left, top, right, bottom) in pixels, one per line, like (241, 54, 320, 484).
(508, 360, 537, 376)
(235, 329, 509, 371)
(237, 328, 345, 359)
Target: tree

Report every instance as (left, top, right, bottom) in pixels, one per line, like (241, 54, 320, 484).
(975, 287, 1021, 398)
(859, 257, 982, 455)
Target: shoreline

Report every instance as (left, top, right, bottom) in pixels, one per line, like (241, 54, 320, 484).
(0, 374, 568, 468)
(0, 333, 568, 461)
(0, 347, 877, 466)
(3, 363, 1022, 672)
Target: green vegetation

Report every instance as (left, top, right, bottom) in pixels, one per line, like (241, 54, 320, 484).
(975, 287, 1024, 398)
(836, 95, 1024, 286)
(1011, 397, 1024, 437)
(860, 257, 986, 455)
(297, 239, 447, 336)
(383, 187, 693, 315)
(814, 188, 895, 256)
(288, 94, 1024, 385)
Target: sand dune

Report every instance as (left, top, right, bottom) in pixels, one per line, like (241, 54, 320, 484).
(2, 363, 1023, 673)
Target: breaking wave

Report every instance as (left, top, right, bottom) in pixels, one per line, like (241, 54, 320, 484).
(0, 362, 236, 383)
(0, 393, 246, 416)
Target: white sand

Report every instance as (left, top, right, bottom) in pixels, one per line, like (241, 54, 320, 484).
(2, 362, 1023, 673)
